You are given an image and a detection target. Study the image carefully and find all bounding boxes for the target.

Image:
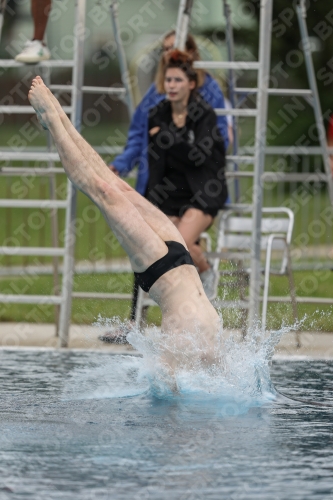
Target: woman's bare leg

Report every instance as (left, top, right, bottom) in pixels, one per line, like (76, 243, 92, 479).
(172, 209, 212, 273)
(33, 76, 184, 247)
(28, 78, 172, 272)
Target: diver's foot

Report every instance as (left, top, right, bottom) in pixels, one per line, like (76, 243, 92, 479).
(34, 76, 67, 121)
(28, 76, 59, 130)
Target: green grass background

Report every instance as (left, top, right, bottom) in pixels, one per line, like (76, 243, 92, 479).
(0, 270, 332, 330)
(1, 123, 332, 331)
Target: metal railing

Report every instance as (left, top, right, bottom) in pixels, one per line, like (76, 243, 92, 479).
(0, 0, 133, 347)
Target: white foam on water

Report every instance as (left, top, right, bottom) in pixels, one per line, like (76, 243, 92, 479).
(62, 353, 149, 400)
(62, 313, 311, 413)
(125, 320, 279, 409)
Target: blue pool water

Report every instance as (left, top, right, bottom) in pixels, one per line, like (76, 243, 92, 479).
(0, 349, 332, 499)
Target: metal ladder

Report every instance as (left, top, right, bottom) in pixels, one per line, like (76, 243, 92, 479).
(0, 0, 85, 345)
(56, 0, 135, 347)
(135, 0, 272, 328)
(224, 0, 333, 199)
(222, 0, 333, 329)
(134, 0, 270, 328)
(0, 0, 134, 347)
(136, 0, 333, 331)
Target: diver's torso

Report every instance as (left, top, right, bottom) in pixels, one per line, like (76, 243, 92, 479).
(149, 265, 220, 340)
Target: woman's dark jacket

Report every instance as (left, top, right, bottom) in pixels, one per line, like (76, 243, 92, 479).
(146, 94, 228, 215)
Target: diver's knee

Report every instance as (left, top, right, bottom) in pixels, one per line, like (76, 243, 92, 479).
(96, 177, 122, 201)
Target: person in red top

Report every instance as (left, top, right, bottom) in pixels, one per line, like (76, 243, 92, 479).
(328, 115, 333, 176)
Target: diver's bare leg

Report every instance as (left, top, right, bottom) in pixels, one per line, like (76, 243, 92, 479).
(28, 79, 169, 272)
(32, 76, 184, 247)
(35, 76, 114, 176)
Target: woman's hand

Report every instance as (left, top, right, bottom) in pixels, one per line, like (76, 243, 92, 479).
(108, 164, 120, 176)
(149, 126, 160, 136)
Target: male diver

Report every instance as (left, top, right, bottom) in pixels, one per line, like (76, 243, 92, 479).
(28, 77, 221, 374)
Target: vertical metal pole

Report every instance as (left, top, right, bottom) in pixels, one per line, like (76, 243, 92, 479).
(296, 0, 333, 205)
(247, 0, 273, 332)
(110, 1, 134, 118)
(41, 65, 61, 335)
(49, 178, 61, 334)
(58, 0, 86, 348)
(223, 0, 240, 201)
(174, 0, 193, 50)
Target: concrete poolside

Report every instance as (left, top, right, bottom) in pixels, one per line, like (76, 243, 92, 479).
(0, 322, 333, 359)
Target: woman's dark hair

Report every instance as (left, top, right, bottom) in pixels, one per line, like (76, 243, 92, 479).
(164, 49, 198, 87)
(155, 30, 205, 93)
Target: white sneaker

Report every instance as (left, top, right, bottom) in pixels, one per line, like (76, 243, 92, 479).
(15, 40, 51, 64)
(200, 267, 219, 301)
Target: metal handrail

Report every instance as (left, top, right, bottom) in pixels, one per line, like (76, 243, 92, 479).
(261, 234, 298, 335)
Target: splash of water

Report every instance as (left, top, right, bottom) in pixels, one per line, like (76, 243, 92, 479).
(62, 313, 302, 413)
(125, 319, 280, 405)
(62, 353, 149, 400)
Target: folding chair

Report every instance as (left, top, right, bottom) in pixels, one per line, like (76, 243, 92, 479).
(208, 207, 299, 342)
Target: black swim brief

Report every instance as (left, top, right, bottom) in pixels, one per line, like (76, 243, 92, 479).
(134, 240, 195, 293)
